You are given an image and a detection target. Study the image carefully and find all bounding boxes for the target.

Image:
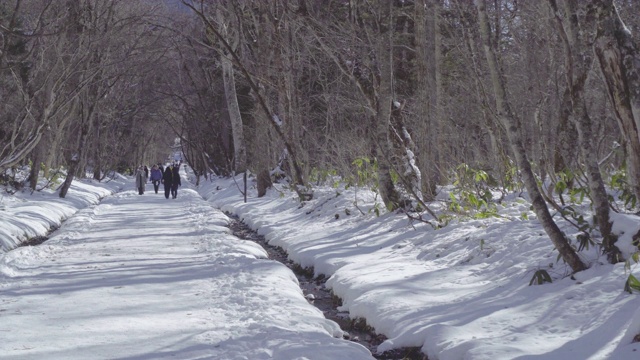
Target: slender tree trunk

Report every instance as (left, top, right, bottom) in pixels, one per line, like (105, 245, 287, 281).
(44, 125, 62, 178)
(59, 102, 83, 199)
(475, 0, 586, 273)
(221, 55, 247, 174)
(93, 122, 103, 181)
(60, 101, 94, 198)
(59, 155, 78, 198)
(549, 0, 619, 262)
(60, 81, 100, 198)
(276, 8, 306, 188)
(217, 6, 247, 174)
(414, 0, 438, 200)
(28, 146, 42, 191)
(376, 0, 402, 210)
(433, 0, 445, 183)
(390, 102, 423, 203)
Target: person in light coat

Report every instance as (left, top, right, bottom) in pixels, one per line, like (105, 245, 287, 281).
(135, 166, 146, 195)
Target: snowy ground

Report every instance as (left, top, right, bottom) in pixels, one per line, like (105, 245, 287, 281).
(200, 172, 640, 360)
(0, 171, 372, 360)
(2, 166, 640, 359)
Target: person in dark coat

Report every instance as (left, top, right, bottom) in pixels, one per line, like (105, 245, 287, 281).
(162, 165, 173, 199)
(143, 165, 149, 181)
(170, 163, 181, 199)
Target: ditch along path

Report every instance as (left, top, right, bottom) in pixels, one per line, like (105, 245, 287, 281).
(226, 214, 426, 360)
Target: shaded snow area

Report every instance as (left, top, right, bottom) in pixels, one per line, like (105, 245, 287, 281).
(2, 166, 640, 359)
(0, 171, 372, 360)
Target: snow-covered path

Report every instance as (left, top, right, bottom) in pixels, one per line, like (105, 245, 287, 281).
(0, 186, 373, 359)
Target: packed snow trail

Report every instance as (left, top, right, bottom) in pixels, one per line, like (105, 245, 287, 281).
(0, 184, 373, 359)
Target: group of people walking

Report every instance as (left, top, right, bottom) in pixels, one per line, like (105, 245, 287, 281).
(135, 162, 182, 199)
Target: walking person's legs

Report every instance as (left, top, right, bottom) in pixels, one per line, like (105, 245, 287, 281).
(164, 184, 171, 199)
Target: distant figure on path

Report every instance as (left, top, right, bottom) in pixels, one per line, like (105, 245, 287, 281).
(162, 165, 173, 199)
(135, 166, 146, 195)
(170, 163, 181, 199)
(149, 165, 163, 194)
(143, 165, 149, 181)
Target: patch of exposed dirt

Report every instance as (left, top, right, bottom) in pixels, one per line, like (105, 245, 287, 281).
(18, 235, 49, 247)
(227, 214, 426, 360)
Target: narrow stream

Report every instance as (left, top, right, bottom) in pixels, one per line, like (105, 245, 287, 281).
(226, 214, 426, 360)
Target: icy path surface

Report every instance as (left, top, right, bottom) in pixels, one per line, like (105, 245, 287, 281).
(0, 187, 373, 360)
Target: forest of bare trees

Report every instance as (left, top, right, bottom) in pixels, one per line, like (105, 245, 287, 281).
(1, 0, 640, 272)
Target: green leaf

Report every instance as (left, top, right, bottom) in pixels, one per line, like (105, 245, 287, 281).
(468, 193, 479, 208)
(475, 170, 488, 183)
(624, 274, 640, 293)
(529, 269, 553, 286)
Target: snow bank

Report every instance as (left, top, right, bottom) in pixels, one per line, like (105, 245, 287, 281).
(199, 173, 640, 360)
(0, 176, 124, 252)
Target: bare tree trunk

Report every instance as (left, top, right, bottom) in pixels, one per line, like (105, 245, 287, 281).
(276, 5, 306, 188)
(433, 0, 446, 184)
(59, 59, 105, 197)
(475, 0, 586, 273)
(59, 101, 84, 198)
(257, 168, 273, 197)
(414, 0, 438, 200)
(553, 88, 577, 173)
(549, 0, 619, 262)
(58, 155, 78, 198)
(28, 146, 42, 191)
(93, 120, 103, 180)
(217, 6, 247, 174)
(390, 102, 422, 203)
(376, 0, 403, 210)
(592, 0, 640, 205)
(221, 57, 247, 174)
(60, 99, 96, 198)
